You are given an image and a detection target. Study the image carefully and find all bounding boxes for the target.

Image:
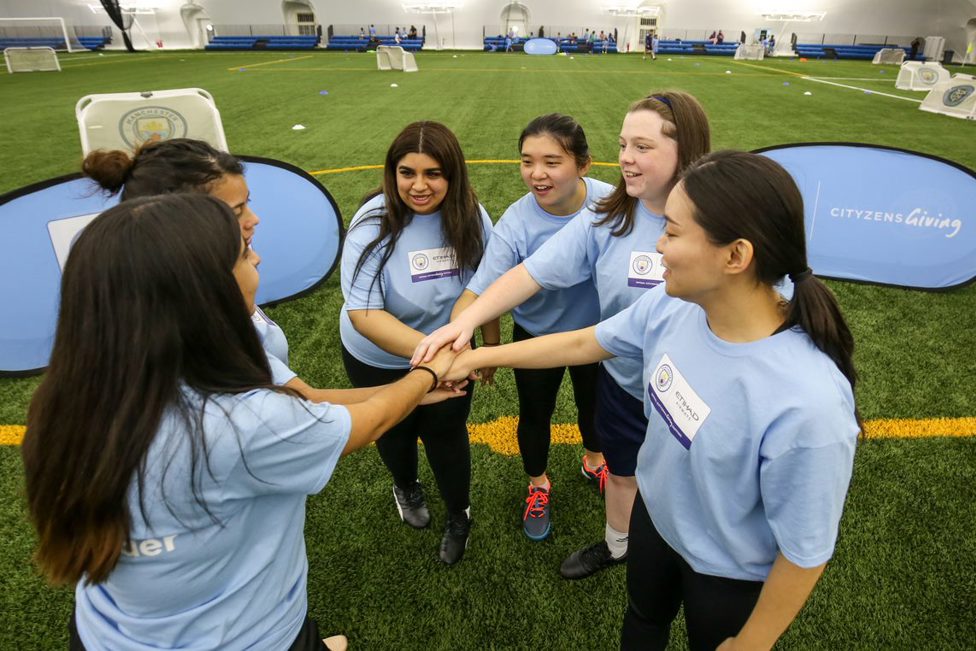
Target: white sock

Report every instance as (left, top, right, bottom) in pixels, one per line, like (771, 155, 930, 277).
(605, 523, 628, 559)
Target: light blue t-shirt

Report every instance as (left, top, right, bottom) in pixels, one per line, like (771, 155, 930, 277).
(340, 194, 492, 369)
(596, 286, 859, 581)
(253, 306, 289, 365)
(525, 200, 666, 398)
(75, 388, 352, 650)
(467, 177, 612, 336)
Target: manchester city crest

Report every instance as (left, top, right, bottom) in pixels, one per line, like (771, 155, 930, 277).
(632, 254, 653, 276)
(943, 85, 975, 107)
(118, 106, 189, 148)
(656, 364, 674, 392)
(918, 68, 939, 85)
(411, 253, 430, 271)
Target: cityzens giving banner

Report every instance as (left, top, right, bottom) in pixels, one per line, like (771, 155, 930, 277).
(0, 157, 343, 375)
(756, 143, 975, 290)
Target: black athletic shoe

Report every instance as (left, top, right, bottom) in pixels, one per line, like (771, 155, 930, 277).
(393, 481, 430, 529)
(439, 512, 472, 565)
(559, 541, 626, 579)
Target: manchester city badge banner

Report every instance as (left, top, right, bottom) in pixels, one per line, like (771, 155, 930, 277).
(756, 143, 976, 291)
(0, 157, 343, 375)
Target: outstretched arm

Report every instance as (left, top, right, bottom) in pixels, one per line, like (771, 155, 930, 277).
(412, 264, 541, 364)
(442, 326, 612, 382)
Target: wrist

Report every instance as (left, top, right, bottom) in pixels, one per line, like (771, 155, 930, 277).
(409, 365, 439, 392)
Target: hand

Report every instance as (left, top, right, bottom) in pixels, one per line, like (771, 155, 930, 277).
(423, 343, 459, 380)
(420, 379, 469, 405)
(476, 366, 497, 386)
(441, 348, 482, 383)
(412, 320, 474, 366)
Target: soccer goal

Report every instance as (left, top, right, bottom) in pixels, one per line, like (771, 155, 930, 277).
(872, 48, 905, 65)
(734, 44, 764, 60)
(920, 73, 976, 120)
(0, 17, 84, 52)
(4, 46, 60, 73)
(376, 45, 419, 72)
(896, 61, 951, 91)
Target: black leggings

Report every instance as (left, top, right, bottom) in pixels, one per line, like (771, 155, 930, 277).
(512, 322, 600, 478)
(341, 345, 473, 514)
(621, 494, 763, 651)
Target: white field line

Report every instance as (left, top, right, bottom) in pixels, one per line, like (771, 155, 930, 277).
(802, 76, 922, 103)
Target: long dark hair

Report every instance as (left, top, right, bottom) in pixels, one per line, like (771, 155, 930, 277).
(352, 121, 484, 294)
(23, 194, 279, 586)
(82, 137, 244, 200)
(518, 113, 591, 168)
(680, 150, 861, 425)
(595, 90, 711, 236)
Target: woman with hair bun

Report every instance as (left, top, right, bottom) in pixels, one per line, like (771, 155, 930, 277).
(440, 151, 861, 650)
(23, 193, 462, 650)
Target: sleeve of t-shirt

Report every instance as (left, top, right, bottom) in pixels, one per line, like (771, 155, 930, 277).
(266, 352, 297, 386)
(467, 211, 518, 296)
(759, 407, 858, 568)
(223, 390, 352, 498)
(341, 214, 386, 311)
(523, 212, 595, 289)
(594, 287, 662, 361)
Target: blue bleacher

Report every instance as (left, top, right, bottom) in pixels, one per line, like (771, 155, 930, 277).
(324, 35, 424, 52)
(657, 40, 738, 55)
(205, 34, 320, 51)
(794, 43, 920, 60)
(483, 36, 618, 53)
(0, 36, 108, 50)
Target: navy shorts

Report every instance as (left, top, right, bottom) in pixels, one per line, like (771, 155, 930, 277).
(594, 364, 648, 477)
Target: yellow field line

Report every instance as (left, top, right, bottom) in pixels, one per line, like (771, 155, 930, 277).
(229, 65, 778, 77)
(307, 159, 617, 176)
(227, 54, 313, 71)
(60, 54, 172, 69)
(3, 417, 974, 449)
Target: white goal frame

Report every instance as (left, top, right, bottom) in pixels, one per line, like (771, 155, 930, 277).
(0, 17, 84, 52)
(4, 46, 61, 73)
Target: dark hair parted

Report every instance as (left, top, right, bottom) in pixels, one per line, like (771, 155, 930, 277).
(679, 150, 861, 423)
(353, 121, 484, 292)
(594, 90, 711, 236)
(518, 113, 591, 169)
(82, 138, 244, 200)
(22, 194, 280, 586)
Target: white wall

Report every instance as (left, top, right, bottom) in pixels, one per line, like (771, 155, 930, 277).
(0, 0, 972, 55)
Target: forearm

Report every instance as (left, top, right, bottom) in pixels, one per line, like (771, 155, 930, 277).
(448, 326, 610, 380)
(479, 318, 501, 345)
(455, 264, 541, 330)
(348, 309, 424, 359)
(733, 554, 826, 650)
(286, 377, 383, 405)
(342, 369, 433, 454)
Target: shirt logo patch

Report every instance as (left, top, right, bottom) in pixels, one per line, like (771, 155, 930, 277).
(628, 251, 664, 288)
(647, 354, 710, 449)
(409, 246, 459, 282)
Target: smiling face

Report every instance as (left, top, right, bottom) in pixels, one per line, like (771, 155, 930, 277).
(209, 173, 260, 246)
(520, 134, 590, 216)
(396, 152, 449, 215)
(618, 109, 680, 209)
(232, 240, 261, 314)
(657, 182, 728, 303)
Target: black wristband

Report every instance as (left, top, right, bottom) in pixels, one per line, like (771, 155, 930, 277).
(410, 365, 439, 392)
(481, 342, 500, 347)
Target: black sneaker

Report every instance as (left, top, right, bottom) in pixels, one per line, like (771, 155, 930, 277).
(393, 481, 430, 529)
(438, 511, 472, 565)
(559, 541, 626, 579)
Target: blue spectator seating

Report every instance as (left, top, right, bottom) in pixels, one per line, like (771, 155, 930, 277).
(205, 35, 320, 51)
(325, 35, 423, 52)
(483, 36, 618, 53)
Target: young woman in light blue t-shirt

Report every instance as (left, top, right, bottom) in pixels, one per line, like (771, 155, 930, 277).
(441, 151, 861, 651)
(414, 91, 712, 579)
(339, 121, 497, 566)
(22, 194, 462, 651)
(462, 114, 613, 542)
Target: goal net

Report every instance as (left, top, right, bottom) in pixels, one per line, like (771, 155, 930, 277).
(4, 46, 60, 73)
(872, 48, 905, 65)
(0, 17, 84, 53)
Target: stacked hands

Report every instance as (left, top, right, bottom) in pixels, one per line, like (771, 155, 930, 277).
(413, 318, 494, 394)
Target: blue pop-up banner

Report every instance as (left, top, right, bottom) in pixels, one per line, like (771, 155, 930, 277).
(756, 144, 975, 290)
(0, 157, 343, 375)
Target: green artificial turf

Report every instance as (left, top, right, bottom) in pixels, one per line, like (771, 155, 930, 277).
(0, 51, 973, 649)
